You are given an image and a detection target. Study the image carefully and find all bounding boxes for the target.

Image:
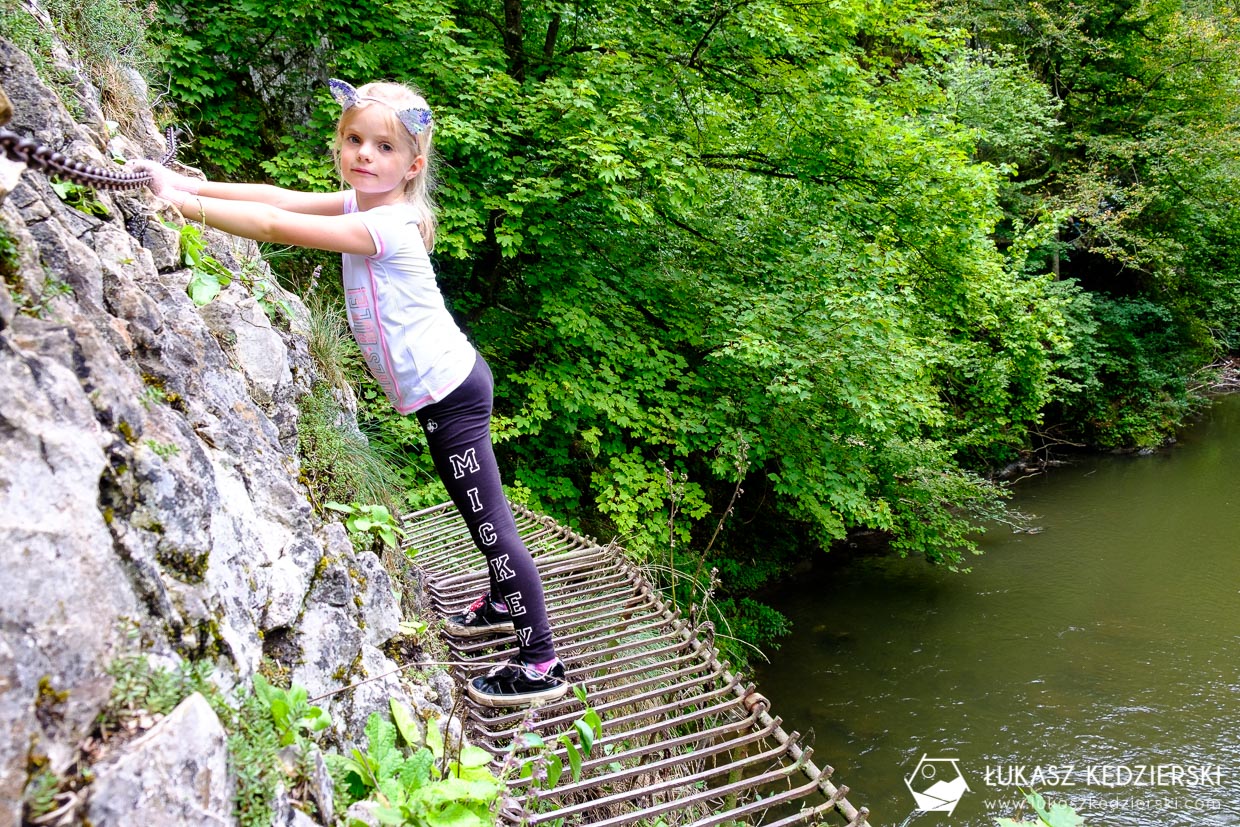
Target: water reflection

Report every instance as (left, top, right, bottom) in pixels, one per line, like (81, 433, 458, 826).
(754, 395, 1240, 826)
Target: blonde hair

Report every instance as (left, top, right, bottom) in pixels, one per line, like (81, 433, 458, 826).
(332, 80, 438, 251)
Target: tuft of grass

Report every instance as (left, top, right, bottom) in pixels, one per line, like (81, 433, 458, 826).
(297, 383, 402, 516)
(1, 0, 154, 75)
(302, 292, 354, 396)
(295, 284, 405, 517)
(0, 0, 159, 123)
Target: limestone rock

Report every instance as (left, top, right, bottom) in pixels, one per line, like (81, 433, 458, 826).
(429, 671, 458, 712)
(0, 328, 139, 795)
(306, 744, 335, 822)
(354, 548, 402, 648)
(0, 39, 82, 146)
(336, 645, 409, 748)
(86, 692, 233, 826)
(0, 155, 22, 200)
(199, 289, 294, 410)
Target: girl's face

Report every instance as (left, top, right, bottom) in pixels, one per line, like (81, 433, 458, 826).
(338, 104, 423, 207)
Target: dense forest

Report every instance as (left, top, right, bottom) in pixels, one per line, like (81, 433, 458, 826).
(6, 0, 1238, 649)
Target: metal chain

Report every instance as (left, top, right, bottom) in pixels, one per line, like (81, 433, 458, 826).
(0, 124, 180, 191)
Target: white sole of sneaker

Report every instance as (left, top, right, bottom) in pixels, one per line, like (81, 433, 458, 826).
(443, 618, 515, 638)
(466, 681, 570, 708)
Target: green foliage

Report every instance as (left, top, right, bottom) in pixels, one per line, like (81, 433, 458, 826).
(251, 674, 331, 747)
(329, 702, 502, 826)
(153, 0, 1240, 649)
(397, 618, 430, 640)
(325, 500, 408, 552)
(143, 438, 180, 459)
(9, 272, 73, 319)
(174, 222, 292, 320)
(21, 769, 59, 820)
(51, 179, 110, 217)
(941, 46, 1062, 169)
(996, 789, 1087, 827)
(229, 688, 284, 827)
(102, 651, 216, 724)
(1049, 292, 1203, 448)
(0, 223, 19, 283)
(237, 256, 295, 322)
(0, 0, 154, 95)
(177, 221, 234, 306)
(515, 683, 604, 790)
(140, 384, 168, 409)
(944, 0, 1240, 447)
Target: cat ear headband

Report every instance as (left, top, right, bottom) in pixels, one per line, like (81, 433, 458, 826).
(328, 78, 433, 136)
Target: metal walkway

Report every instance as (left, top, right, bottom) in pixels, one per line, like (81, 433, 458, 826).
(403, 501, 873, 827)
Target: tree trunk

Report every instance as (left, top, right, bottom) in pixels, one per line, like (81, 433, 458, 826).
(502, 0, 526, 81)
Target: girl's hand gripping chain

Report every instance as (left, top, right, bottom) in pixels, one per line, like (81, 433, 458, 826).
(126, 159, 201, 206)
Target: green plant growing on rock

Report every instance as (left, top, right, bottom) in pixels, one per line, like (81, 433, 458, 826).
(21, 768, 59, 821)
(143, 438, 180, 459)
(236, 254, 294, 322)
(0, 0, 155, 112)
(139, 383, 167, 409)
(98, 653, 329, 827)
(329, 700, 502, 826)
(326, 500, 406, 552)
(251, 674, 330, 747)
(176, 220, 233, 306)
(102, 651, 215, 726)
(173, 220, 294, 320)
(11, 273, 73, 319)
(297, 382, 401, 513)
(0, 222, 19, 282)
(50, 178, 110, 217)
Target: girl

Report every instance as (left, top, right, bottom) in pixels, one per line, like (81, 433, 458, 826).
(131, 79, 565, 708)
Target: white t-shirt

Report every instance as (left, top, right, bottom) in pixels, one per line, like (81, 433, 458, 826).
(341, 192, 475, 413)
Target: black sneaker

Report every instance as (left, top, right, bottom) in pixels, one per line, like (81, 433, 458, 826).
(467, 658, 569, 708)
(444, 593, 515, 638)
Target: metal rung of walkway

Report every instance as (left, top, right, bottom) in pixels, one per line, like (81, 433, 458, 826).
(402, 501, 872, 827)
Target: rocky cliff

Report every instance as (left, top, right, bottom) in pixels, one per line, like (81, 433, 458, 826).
(0, 36, 447, 826)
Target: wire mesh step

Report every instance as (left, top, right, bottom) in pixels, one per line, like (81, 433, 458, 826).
(402, 500, 873, 827)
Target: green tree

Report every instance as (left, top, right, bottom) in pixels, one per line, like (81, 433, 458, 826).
(938, 0, 1240, 445)
(155, 0, 1071, 646)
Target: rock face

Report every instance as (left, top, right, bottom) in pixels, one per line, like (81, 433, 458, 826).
(86, 692, 234, 826)
(0, 36, 438, 825)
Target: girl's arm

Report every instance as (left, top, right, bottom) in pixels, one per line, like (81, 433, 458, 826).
(194, 182, 348, 216)
(127, 159, 348, 215)
(178, 194, 376, 256)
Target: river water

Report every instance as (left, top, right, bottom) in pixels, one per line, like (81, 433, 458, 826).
(753, 394, 1240, 826)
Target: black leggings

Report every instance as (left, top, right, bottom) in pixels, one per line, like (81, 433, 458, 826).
(415, 354, 556, 664)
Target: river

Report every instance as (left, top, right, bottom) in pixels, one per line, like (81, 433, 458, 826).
(753, 394, 1240, 826)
